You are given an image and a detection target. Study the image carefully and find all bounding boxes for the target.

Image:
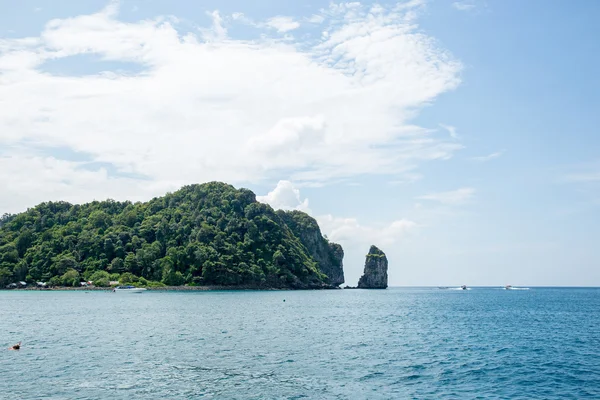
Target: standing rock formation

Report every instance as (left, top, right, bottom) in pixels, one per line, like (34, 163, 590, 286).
(357, 245, 388, 289)
(277, 210, 345, 287)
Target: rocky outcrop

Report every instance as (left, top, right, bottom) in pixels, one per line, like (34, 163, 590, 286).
(277, 210, 345, 287)
(357, 245, 388, 289)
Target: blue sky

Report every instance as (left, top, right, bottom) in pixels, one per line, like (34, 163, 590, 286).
(1, 0, 599, 286)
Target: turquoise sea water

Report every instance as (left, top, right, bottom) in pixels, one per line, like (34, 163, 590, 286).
(1, 287, 599, 399)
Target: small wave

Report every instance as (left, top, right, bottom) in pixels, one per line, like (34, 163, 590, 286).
(359, 372, 384, 381)
(505, 287, 530, 290)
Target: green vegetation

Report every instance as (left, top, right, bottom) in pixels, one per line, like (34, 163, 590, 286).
(0, 182, 341, 289)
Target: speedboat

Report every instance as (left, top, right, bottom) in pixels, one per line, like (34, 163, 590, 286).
(113, 286, 146, 293)
(461, 285, 467, 290)
(504, 285, 513, 290)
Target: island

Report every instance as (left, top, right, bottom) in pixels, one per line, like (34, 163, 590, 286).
(0, 182, 345, 290)
(357, 245, 388, 289)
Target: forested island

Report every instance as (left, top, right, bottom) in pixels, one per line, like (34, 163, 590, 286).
(0, 182, 344, 289)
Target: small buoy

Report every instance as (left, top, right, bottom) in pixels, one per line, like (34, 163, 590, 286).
(283, 299, 285, 302)
(8, 341, 21, 351)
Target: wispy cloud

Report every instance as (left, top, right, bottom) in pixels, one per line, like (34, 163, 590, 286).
(265, 16, 300, 33)
(452, 1, 476, 11)
(307, 14, 325, 24)
(564, 172, 600, 183)
(230, 13, 300, 33)
(439, 123, 459, 139)
(472, 150, 504, 162)
(0, 1, 462, 213)
(34, 7, 42, 12)
(417, 187, 476, 205)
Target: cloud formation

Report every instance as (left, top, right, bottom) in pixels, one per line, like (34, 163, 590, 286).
(256, 180, 310, 212)
(317, 215, 417, 247)
(564, 172, 600, 183)
(265, 16, 300, 33)
(439, 123, 459, 139)
(472, 150, 504, 162)
(452, 1, 476, 11)
(561, 162, 600, 183)
(258, 180, 417, 247)
(0, 1, 462, 213)
(417, 187, 475, 205)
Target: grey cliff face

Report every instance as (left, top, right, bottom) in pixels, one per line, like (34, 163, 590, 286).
(325, 242, 345, 286)
(277, 210, 345, 287)
(357, 245, 388, 289)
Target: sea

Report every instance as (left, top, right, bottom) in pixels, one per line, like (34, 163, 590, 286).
(1, 287, 599, 399)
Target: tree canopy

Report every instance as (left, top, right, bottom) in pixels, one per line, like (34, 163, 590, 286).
(0, 182, 342, 289)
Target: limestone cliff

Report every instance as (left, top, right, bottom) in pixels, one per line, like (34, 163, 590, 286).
(357, 245, 388, 289)
(277, 210, 345, 287)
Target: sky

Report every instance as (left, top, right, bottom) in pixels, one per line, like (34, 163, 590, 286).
(1, 0, 599, 286)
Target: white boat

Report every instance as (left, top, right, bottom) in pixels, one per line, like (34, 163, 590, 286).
(113, 286, 146, 293)
(505, 285, 513, 290)
(461, 285, 467, 290)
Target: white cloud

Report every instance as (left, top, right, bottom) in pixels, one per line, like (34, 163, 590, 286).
(417, 187, 475, 205)
(307, 15, 325, 24)
(439, 123, 459, 139)
(257, 180, 310, 212)
(34, 7, 43, 13)
(472, 150, 504, 162)
(202, 10, 228, 41)
(248, 115, 326, 156)
(317, 215, 417, 247)
(265, 16, 300, 33)
(0, 1, 462, 213)
(564, 173, 600, 183)
(452, 1, 476, 11)
(258, 181, 416, 247)
(0, 153, 176, 213)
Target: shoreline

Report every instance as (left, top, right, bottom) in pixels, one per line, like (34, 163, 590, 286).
(2, 285, 341, 292)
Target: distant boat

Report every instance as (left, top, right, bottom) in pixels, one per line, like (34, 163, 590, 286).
(113, 286, 146, 293)
(504, 285, 530, 291)
(461, 285, 467, 290)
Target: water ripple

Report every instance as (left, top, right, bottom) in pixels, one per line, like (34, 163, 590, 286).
(1, 288, 599, 399)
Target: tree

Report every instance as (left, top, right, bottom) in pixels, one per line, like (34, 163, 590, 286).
(89, 271, 109, 286)
(54, 255, 78, 275)
(119, 272, 138, 284)
(16, 230, 33, 257)
(13, 260, 28, 282)
(60, 269, 80, 287)
(108, 257, 124, 273)
(0, 267, 13, 287)
(124, 253, 139, 274)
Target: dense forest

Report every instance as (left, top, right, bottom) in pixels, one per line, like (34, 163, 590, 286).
(0, 182, 344, 289)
